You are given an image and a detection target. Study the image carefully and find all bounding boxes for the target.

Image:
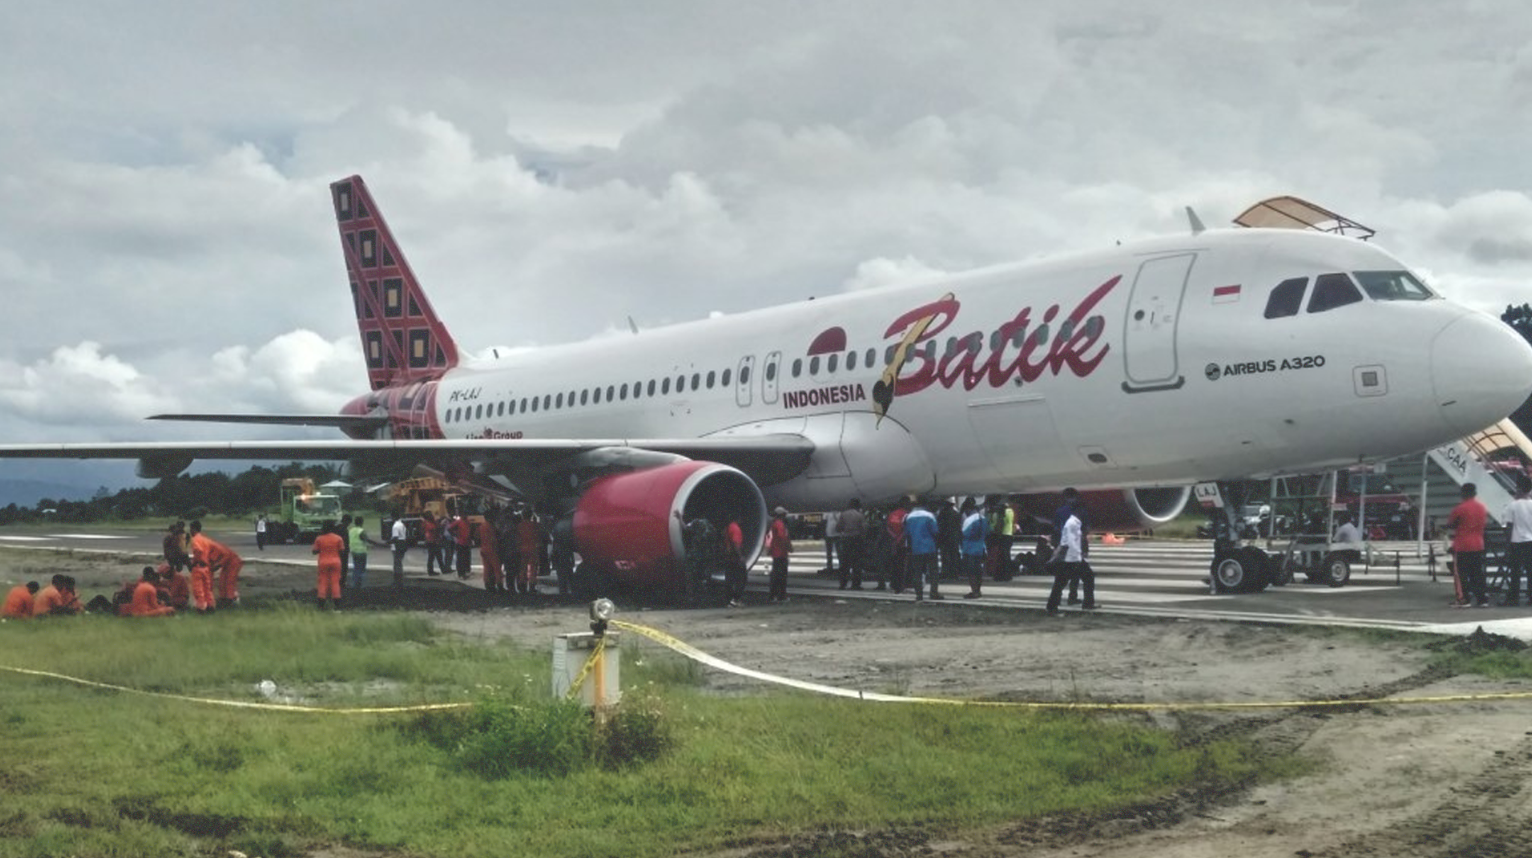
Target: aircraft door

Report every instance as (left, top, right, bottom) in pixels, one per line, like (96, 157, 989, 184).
(1122, 252, 1196, 393)
(967, 393, 1069, 486)
(762, 351, 781, 404)
(735, 355, 755, 407)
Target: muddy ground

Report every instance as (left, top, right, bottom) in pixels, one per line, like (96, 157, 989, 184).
(8, 548, 1532, 858)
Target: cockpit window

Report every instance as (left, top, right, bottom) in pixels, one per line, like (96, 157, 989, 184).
(1264, 277, 1308, 319)
(1307, 273, 1363, 314)
(1353, 270, 1435, 301)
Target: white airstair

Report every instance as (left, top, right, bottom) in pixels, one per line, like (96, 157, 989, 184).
(1426, 418, 1530, 521)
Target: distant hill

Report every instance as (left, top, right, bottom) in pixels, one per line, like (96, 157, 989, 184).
(0, 479, 94, 508)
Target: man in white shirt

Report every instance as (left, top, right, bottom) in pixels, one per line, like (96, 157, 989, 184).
(1334, 514, 1362, 546)
(1045, 489, 1095, 614)
(390, 514, 410, 589)
(1501, 476, 1532, 606)
(822, 509, 840, 575)
(1332, 513, 1364, 567)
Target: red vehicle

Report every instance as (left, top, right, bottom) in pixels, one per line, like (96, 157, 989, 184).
(1333, 472, 1416, 540)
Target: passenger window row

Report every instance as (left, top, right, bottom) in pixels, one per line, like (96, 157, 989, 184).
(442, 365, 740, 424)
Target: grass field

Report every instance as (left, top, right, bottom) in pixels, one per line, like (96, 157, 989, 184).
(0, 606, 1297, 858)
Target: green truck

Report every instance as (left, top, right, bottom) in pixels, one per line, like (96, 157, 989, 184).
(268, 477, 344, 543)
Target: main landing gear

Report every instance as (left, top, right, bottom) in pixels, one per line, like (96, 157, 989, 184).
(1204, 481, 1273, 594)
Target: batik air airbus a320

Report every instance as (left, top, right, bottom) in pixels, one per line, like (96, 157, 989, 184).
(2, 175, 1529, 596)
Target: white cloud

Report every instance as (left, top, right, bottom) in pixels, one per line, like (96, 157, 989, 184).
(0, 342, 177, 428)
(842, 257, 954, 292)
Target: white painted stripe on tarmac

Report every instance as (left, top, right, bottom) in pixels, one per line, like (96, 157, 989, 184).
(1421, 616, 1532, 636)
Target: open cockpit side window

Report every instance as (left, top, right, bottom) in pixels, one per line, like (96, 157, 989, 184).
(1353, 270, 1436, 301)
(1307, 272, 1364, 314)
(1263, 277, 1308, 319)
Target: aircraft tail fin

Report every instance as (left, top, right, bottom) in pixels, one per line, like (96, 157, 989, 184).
(330, 175, 460, 391)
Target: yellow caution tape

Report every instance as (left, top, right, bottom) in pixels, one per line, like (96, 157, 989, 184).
(9, 619, 1529, 715)
(563, 634, 607, 701)
(0, 664, 472, 715)
(610, 619, 1532, 712)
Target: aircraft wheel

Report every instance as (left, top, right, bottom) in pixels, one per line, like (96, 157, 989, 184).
(1212, 555, 1248, 593)
(1320, 553, 1351, 588)
(1213, 547, 1269, 593)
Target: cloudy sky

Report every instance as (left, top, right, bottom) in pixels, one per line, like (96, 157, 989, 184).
(1, 1, 1530, 487)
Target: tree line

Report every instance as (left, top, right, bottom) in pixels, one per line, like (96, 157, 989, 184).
(0, 463, 355, 526)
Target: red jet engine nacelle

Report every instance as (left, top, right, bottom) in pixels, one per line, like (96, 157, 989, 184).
(571, 461, 768, 590)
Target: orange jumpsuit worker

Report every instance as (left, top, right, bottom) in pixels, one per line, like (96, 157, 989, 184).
(2, 581, 39, 618)
(206, 538, 244, 605)
(477, 515, 503, 593)
(312, 524, 346, 610)
(187, 521, 218, 613)
(32, 575, 82, 616)
(125, 567, 175, 617)
(158, 563, 191, 610)
(516, 513, 542, 594)
(112, 577, 141, 616)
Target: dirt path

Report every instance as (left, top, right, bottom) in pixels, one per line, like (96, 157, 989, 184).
(9, 549, 1532, 856)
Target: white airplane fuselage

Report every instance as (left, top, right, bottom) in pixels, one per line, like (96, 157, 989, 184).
(413, 227, 1530, 508)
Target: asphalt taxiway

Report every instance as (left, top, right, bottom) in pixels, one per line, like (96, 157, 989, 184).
(4, 528, 1528, 640)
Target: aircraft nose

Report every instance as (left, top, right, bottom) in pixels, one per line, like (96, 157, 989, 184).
(1431, 312, 1532, 436)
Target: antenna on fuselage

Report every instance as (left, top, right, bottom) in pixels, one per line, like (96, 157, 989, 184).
(627, 316, 639, 335)
(1186, 206, 1207, 235)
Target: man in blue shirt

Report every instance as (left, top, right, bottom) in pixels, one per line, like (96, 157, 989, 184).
(903, 498, 942, 601)
(960, 498, 989, 598)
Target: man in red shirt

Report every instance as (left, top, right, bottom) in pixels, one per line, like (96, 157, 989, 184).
(312, 523, 347, 610)
(516, 512, 542, 594)
(1447, 482, 1490, 608)
(725, 519, 746, 606)
(885, 498, 910, 593)
(477, 514, 503, 594)
(449, 514, 473, 580)
(767, 507, 794, 604)
(2, 581, 38, 619)
(422, 512, 444, 576)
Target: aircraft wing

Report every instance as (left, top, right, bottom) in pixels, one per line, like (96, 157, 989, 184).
(147, 413, 390, 430)
(0, 435, 817, 486)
